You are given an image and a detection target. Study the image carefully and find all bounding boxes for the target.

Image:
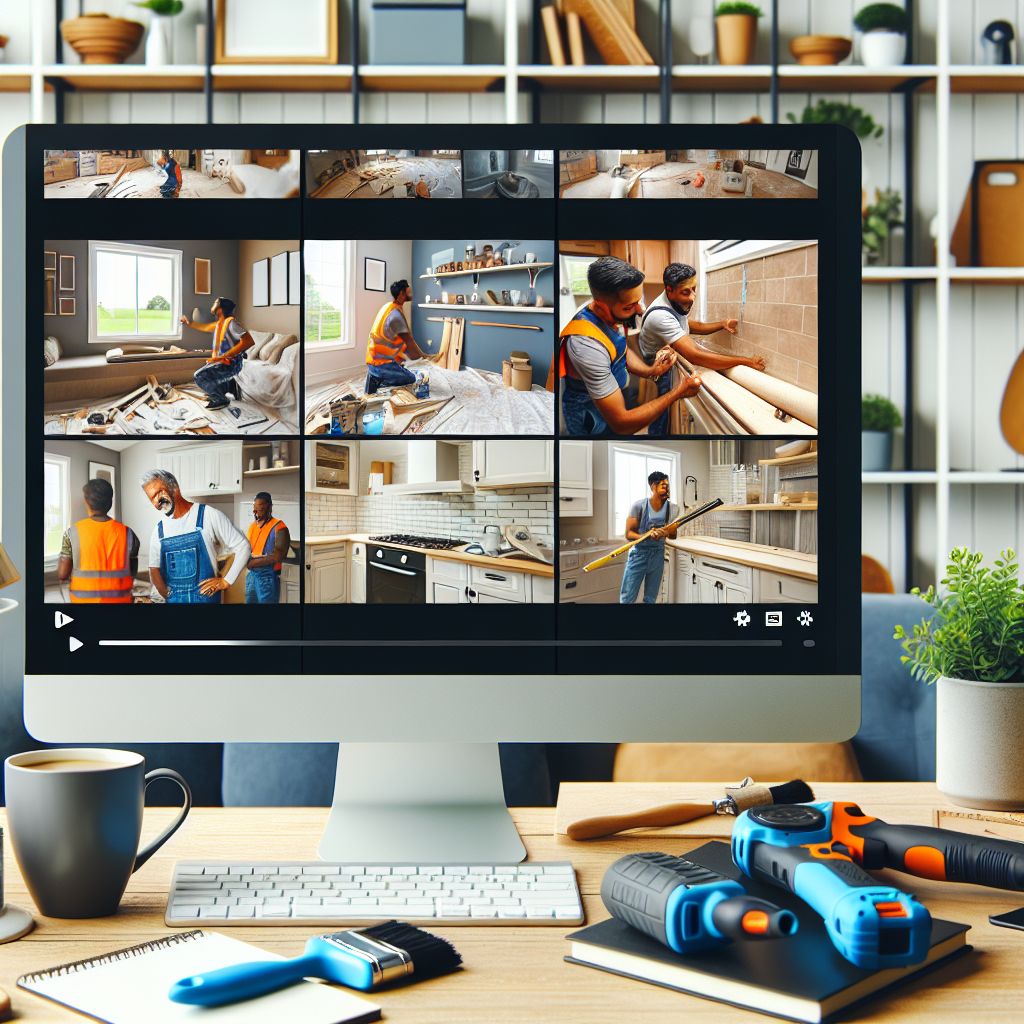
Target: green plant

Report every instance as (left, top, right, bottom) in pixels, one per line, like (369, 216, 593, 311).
(862, 187, 902, 261)
(862, 393, 902, 431)
(132, 0, 185, 15)
(854, 3, 910, 34)
(715, 2, 763, 16)
(786, 99, 883, 141)
(895, 548, 1024, 683)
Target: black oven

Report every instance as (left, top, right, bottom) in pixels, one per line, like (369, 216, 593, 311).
(366, 545, 426, 603)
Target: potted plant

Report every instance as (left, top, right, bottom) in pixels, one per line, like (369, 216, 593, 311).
(862, 188, 903, 264)
(854, 3, 909, 67)
(715, 2, 763, 66)
(786, 98, 884, 141)
(132, 0, 183, 67)
(862, 393, 901, 470)
(896, 548, 1024, 808)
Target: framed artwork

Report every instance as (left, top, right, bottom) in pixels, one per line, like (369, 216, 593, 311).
(252, 258, 269, 307)
(270, 251, 289, 306)
(44, 250, 57, 271)
(745, 150, 768, 169)
(88, 462, 118, 521)
(215, 0, 338, 64)
(785, 150, 812, 180)
(59, 254, 75, 291)
(364, 257, 386, 293)
(58, 297, 76, 316)
(288, 250, 300, 304)
(194, 258, 211, 295)
(44, 275, 57, 317)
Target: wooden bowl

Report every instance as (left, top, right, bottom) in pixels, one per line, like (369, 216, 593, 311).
(60, 14, 144, 65)
(789, 34, 852, 66)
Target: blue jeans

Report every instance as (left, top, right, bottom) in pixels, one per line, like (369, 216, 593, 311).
(245, 569, 280, 604)
(194, 357, 242, 404)
(646, 364, 674, 437)
(365, 361, 416, 394)
(562, 387, 610, 436)
(619, 542, 665, 604)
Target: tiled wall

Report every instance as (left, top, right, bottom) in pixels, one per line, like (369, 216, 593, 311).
(703, 243, 818, 395)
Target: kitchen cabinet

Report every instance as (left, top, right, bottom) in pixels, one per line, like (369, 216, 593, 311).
(674, 552, 695, 604)
(657, 550, 674, 604)
(280, 562, 299, 605)
(306, 543, 347, 604)
(473, 441, 553, 489)
(626, 239, 671, 281)
(306, 441, 359, 496)
(427, 557, 469, 604)
(756, 569, 817, 604)
(158, 441, 242, 497)
(531, 575, 554, 604)
(349, 542, 366, 604)
(469, 564, 529, 602)
(558, 440, 593, 519)
(559, 239, 609, 257)
(691, 555, 753, 605)
(469, 591, 519, 604)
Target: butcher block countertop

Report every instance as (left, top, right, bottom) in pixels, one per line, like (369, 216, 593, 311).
(305, 533, 554, 577)
(667, 535, 818, 582)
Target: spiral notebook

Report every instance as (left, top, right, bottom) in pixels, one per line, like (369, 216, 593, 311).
(17, 930, 381, 1024)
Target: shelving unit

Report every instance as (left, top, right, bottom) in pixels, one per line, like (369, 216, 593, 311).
(418, 303, 553, 314)
(420, 263, 553, 281)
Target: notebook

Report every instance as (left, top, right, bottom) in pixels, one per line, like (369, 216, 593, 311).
(18, 930, 381, 1024)
(566, 841, 971, 1024)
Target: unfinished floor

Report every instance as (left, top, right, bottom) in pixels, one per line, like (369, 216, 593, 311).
(44, 167, 245, 199)
(562, 164, 817, 200)
(312, 157, 463, 199)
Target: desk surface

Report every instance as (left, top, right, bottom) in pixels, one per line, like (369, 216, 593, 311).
(0, 783, 1017, 1022)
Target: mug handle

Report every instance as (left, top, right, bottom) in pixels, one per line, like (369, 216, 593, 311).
(133, 768, 193, 873)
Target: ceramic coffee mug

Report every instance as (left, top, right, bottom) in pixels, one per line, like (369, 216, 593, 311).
(4, 748, 191, 918)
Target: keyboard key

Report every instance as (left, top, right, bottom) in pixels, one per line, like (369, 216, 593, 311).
(199, 906, 230, 919)
(470, 906, 498, 918)
(498, 907, 527, 919)
(178, 865, 206, 875)
(544, 864, 575, 874)
(526, 907, 555, 918)
(556, 907, 583, 919)
(228, 906, 256, 918)
(169, 905, 200, 918)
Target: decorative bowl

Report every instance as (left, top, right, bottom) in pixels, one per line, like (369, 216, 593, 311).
(60, 14, 144, 65)
(789, 34, 852, 66)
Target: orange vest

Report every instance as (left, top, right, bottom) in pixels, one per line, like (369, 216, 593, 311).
(68, 519, 134, 604)
(247, 517, 284, 573)
(212, 315, 235, 357)
(558, 308, 625, 381)
(365, 302, 407, 366)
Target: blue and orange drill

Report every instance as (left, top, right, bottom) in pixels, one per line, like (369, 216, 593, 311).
(601, 851, 798, 954)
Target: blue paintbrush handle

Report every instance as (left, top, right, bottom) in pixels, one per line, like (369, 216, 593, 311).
(169, 955, 321, 1006)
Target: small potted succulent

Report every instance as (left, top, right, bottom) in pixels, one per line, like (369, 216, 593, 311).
(862, 393, 901, 470)
(854, 3, 910, 67)
(896, 548, 1024, 808)
(132, 0, 184, 67)
(715, 2, 763, 66)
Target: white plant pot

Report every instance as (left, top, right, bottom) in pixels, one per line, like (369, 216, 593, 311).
(145, 13, 173, 67)
(936, 676, 1024, 809)
(859, 30, 906, 68)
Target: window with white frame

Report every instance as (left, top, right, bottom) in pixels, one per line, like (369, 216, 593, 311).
(88, 241, 181, 344)
(608, 445, 680, 539)
(304, 239, 353, 348)
(532, 150, 553, 163)
(43, 453, 70, 569)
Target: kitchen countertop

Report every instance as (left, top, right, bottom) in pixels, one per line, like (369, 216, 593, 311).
(667, 535, 817, 582)
(305, 533, 554, 578)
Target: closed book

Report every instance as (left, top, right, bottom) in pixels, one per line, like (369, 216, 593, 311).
(565, 841, 970, 1024)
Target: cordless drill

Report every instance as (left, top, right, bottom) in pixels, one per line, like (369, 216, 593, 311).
(601, 851, 797, 954)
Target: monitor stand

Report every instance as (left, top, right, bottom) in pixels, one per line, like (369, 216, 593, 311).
(319, 742, 527, 863)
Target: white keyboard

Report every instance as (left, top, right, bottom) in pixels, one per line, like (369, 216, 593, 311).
(166, 861, 584, 927)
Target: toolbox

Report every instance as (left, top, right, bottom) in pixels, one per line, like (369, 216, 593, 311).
(369, 1, 466, 65)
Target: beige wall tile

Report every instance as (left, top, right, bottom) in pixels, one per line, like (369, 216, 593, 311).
(784, 274, 817, 306)
(802, 305, 818, 337)
(776, 329, 818, 366)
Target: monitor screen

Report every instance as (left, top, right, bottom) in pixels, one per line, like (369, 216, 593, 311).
(24, 127, 859, 684)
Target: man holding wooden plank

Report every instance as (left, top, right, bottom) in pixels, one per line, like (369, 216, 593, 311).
(364, 280, 432, 395)
(558, 256, 702, 436)
(618, 471, 679, 604)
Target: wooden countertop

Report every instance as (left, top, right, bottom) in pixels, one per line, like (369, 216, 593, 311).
(306, 534, 554, 578)
(667, 535, 818, 581)
(0, 784, 1014, 1022)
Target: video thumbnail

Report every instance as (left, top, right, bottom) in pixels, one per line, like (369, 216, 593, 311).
(304, 238, 555, 436)
(464, 150, 554, 199)
(44, 439, 301, 605)
(558, 239, 818, 436)
(305, 439, 554, 604)
(306, 149, 463, 199)
(558, 439, 817, 605)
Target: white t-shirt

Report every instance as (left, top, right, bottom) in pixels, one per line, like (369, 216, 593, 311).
(149, 503, 250, 586)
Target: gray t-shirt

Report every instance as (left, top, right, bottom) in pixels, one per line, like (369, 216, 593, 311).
(564, 334, 620, 400)
(382, 307, 409, 341)
(212, 318, 246, 355)
(639, 291, 689, 359)
(628, 498, 679, 530)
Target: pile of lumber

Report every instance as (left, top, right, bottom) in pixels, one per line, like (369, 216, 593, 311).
(541, 0, 653, 66)
(432, 317, 465, 371)
(97, 153, 148, 175)
(559, 151, 598, 187)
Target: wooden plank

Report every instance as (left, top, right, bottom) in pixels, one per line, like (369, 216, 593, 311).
(563, 0, 654, 66)
(541, 6, 566, 66)
(566, 12, 585, 66)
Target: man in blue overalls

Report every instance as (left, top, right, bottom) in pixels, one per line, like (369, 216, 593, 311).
(156, 150, 182, 198)
(180, 297, 255, 411)
(558, 256, 703, 436)
(245, 492, 291, 604)
(619, 471, 680, 604)
(142, 469, 250, 604)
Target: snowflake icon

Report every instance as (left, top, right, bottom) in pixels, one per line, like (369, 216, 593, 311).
(797, 610, 814, 627)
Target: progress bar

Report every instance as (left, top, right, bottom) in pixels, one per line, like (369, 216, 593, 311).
(97, 638, 785, 647)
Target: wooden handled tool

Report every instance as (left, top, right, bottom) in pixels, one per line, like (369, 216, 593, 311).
(469, 321, 544, 331)
(582, 498, 723, 573)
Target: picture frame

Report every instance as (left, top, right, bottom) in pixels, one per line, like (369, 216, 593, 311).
(58, 297, 76, 316)
(364, 257, 386, 293)
(88, 462, 118, 521)
(194, 257, 211, 295)
(270, 251, 289, 306)
(44, 271, 57, 317)
(59, 254, 75, 292)
(215, 0, 338, 65)
(288, 250, 300, 304)
(252, 258, 269, 307)
(44, 250, 56, 271)
(785, 150, 811, 180)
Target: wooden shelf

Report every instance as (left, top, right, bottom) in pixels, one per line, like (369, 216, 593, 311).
(777, 64, 939, 92)
(950, 66, 1024, 93)
(213, 64, 353, 92)
(42, 63, 206, 92)
(417, 303, 553, 313)
(0, 65, 33, 92)
(758, 450, 818, 467)
(244, 465, 299, 478)
(948, 472, 1024, 484)
(721, 503, 818, 511)
(671, 64, 771, 92)
(359, 64, 505, 93)
(949, 267, 1024, 284)
(420, 263, 552, 280)
(521, 64, 660, 92)
(862, 471, 938, 484)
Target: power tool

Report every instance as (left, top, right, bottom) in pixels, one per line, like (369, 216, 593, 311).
(601, 851, 797, 955)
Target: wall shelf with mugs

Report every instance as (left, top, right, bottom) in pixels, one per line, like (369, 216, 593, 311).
(418, 303, 553, 313)
(420, 262, 554, 286)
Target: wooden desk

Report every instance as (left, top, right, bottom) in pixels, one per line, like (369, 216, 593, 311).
(0, 784, 1016, 1021)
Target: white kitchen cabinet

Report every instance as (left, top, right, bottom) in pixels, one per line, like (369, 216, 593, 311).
(559, 440, 592, 490)
(158, 441, 242, 497)
(674, 552, 695, 604)
(657, 549, 674, 604)
(306, 441, 359, 495)
(305, 543, 347, 604)
(472, 440, 553, 489)
(426, 557, 469, 604)
(349, 542, 366, 604)
(531, 575, 554, 604)
(280, 562, 299, 604)
(469, 564, 529, 602)
(432, 581, 467, 603)
(756, 569, 817, 604)
(470, 591, 519, 604)
(691, 554, 753, 605)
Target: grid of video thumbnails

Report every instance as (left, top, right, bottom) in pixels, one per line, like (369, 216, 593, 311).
(40, 145, 818, 619)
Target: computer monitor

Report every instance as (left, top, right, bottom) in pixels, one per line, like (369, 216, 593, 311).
(4, 125, 860, 862)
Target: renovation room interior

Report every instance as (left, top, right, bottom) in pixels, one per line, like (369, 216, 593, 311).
(305, 237, 555, 435)
(463, 149, 555, 198)
(559, 438, 817, 605)
(304, 438, 554, 604)
(305, 149, 463, 198)
(43, 237, 301, 436)
(558, 238, 818, 435)
(42, 438, 301, 604)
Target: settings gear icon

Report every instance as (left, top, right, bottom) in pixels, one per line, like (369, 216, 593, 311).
(797, 610, 814, 627)
(732, 610, 751, 627)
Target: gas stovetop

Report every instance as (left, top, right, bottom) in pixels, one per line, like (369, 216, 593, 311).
(370, 534, 468, 550)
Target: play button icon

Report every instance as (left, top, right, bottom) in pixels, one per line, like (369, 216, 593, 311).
(54, 611, 74, 629)
(68, 636, 83, 653)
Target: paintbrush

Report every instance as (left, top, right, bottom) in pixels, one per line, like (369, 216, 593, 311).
(169, 921, 462, 1007)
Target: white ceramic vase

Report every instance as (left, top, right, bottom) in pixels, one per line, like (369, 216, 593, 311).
(936, 676, 1024, 809)
(145, 13, 173, 67)
(860, 30, 906, 67)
